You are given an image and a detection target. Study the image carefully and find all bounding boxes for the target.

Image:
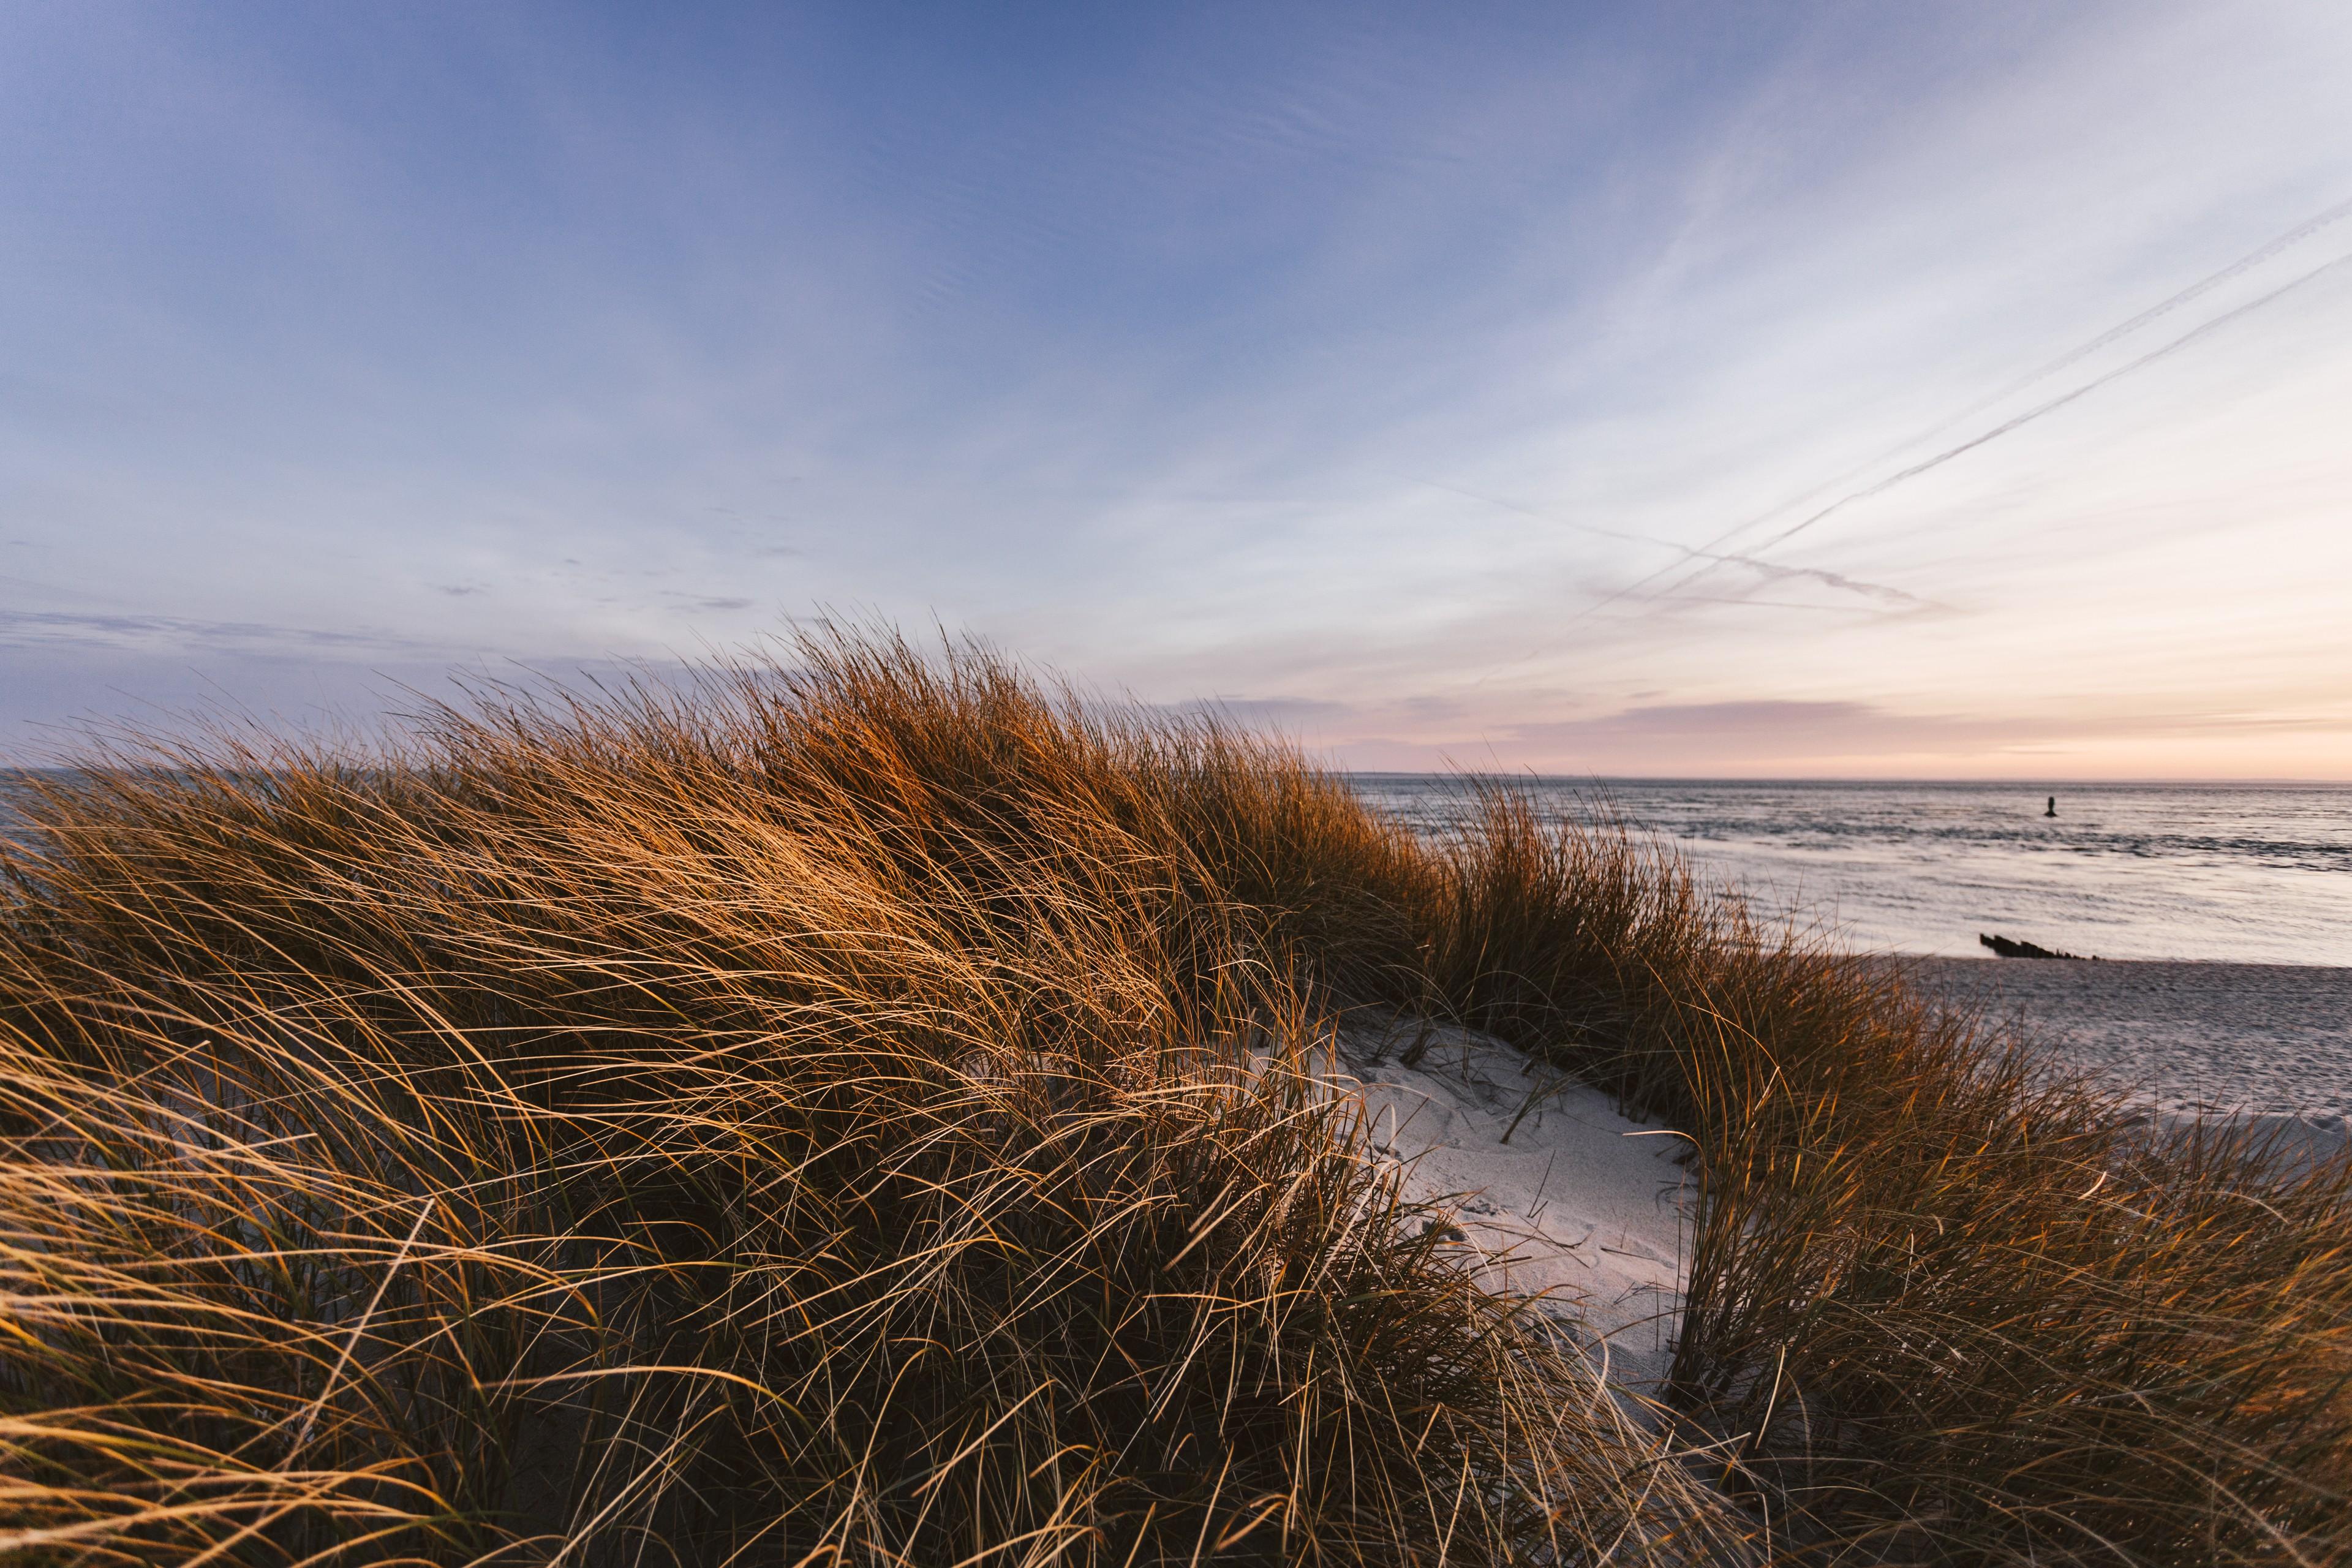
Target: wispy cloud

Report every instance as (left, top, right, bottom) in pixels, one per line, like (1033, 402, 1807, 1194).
(0, 608, 456, 660)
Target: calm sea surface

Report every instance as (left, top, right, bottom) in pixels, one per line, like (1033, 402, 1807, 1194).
(1348, 777, 2352, 967)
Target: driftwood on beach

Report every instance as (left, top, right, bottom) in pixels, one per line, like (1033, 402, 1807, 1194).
(1980, 930, 2097, 960)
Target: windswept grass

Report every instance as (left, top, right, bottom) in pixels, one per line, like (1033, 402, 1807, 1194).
(1, 628, 2345, 1564)
(0, 633, 1732, 1566)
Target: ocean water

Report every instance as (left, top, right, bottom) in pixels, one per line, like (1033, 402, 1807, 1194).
(1349, 777, 2352, 967)
(1352, 777, 2352, 1119)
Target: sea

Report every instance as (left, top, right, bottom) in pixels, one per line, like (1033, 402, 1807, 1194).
(1350, 777, 2352, 1118)
(1348, 776, 2352, 965)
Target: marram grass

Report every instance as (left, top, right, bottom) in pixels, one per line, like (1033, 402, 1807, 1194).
(0, 629, 2344, 1566)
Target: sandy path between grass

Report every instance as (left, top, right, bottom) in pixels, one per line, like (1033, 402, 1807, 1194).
(1329, 1016, 1697, 1395)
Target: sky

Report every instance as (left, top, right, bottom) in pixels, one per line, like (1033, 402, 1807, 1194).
(4, 2, 2351, 778)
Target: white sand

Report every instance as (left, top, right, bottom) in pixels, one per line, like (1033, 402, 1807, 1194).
(1330, 1015, 1696, 1393)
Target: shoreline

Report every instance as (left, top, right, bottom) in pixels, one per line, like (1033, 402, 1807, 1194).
(1887, 952, 2352, 968)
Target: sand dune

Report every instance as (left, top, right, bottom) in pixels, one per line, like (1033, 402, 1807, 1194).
(1333, 1016, 1695, 1395)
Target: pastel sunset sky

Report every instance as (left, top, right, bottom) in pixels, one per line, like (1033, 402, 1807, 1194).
(6, 2, 2350, 776)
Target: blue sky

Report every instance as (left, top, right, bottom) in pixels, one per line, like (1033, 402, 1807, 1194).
(5, 2, 2350, 775)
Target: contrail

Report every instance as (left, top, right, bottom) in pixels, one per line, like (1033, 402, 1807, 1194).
(1976, 196, 2352, 409)
(1729, 244, 2352, 562)
(1401, 474, 1939, 608)
(1595, 195, 2352, 620)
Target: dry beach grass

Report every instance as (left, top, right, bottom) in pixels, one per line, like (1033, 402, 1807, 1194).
(1, 628, 2346, 1565)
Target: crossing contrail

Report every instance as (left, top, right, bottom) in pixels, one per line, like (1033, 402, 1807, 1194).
(1596, 196, 2352, 623)
(1724, 244, 2352, 564)
(1398, 472, 1940, 608)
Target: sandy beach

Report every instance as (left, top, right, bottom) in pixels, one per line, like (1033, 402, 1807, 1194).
(1895, 955, 2352, 1125)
